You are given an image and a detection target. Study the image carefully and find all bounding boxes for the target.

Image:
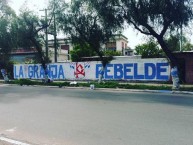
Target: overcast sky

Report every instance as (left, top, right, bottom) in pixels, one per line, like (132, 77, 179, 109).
(9, 0, 48, 13)
(8, 0, 146, 49)
(9, 0, 193, 49)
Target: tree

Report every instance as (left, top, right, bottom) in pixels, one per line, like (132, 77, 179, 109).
(88, 0, 193, 78)
(166, 35, 180, 52)
(0, 0, 16, 67)
(15, 10, 52, 81)
(70, 44, 96, 62)
(134, 40, 165, 58)
(166, 34, 193, 51)
(70, 44, 121, 62)
(49, 0, 119, 82)
(183, 42, 193, 51)
(103, 50, 121, 57)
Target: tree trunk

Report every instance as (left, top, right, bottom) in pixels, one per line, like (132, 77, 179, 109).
(97, 51, 105, 83)
(98, 66, 104, 83)
(156, 36, 181, 88)
(30, 37, 49, 83)
(30, 38, 46, 69)
(156, 36, 179, 67)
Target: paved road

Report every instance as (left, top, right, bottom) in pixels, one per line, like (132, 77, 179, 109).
(0, 85, 193, 145)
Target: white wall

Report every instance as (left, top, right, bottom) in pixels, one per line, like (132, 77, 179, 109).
(14, 58, 170, 81)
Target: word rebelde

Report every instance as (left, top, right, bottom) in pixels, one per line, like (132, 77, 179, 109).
(96, 63, 169, 80)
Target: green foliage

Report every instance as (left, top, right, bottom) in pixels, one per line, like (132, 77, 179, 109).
(15, 10, 51, 71)
(13, 11, 37, 49)
(70, 45, 121, 62)
(47, 82, 70, 87)
(49, 0, 117, 67)
(87, 0, 193, 67)
(0, 3, 50, 71)
(70, 44, 96, 62)
(13, 79, 38, 86)
(166, 35, 180, 52)
(134, 34, 193, 59)
(11, 79, 71, 87)
(98, 81, 119, 88)
(166, 34, 193, 52)
(0, 1, 16, 65)
(103, 50, 121, 56)
(7, 80, 193, 91)
(134, 40, 165, 58)
(88, 0, 193, 34)
(183, 43, 193, 51)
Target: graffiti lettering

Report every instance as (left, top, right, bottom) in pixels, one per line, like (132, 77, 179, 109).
(96, 63, 169, 80)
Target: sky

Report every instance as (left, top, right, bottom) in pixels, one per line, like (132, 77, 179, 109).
(8, 0, 146, 49)
(8, 0, 192, 49)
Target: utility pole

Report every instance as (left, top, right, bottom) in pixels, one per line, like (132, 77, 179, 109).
(40, 9, 49, 60)
(179, 0, 184, 52)
(54, 12, 57, 63)
(45, 9, 49, 59)
(180, 24, 183, 52)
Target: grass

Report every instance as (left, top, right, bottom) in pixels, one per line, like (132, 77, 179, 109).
(3, 79, 193, 92)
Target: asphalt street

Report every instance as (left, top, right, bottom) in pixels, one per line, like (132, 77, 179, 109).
(0, 84, 193, 145)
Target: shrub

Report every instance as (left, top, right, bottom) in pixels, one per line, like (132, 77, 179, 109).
(7, 79, 193, 92)
(13, 79, 34, 86)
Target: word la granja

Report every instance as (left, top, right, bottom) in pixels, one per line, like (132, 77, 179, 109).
(14, 64, 65, 79)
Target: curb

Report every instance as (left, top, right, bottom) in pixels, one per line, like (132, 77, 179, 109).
(1, 83, 193, 95)
(94, 88, 193, 95)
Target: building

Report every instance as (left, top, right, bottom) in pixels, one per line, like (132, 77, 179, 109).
(9, 34, 133, 63)
(10, 48, 38, 63)
(48, 34, 134, 62)
(173, 51, 193, 84)
(48, 38, 73, 62)
(105, 34, 133, 56)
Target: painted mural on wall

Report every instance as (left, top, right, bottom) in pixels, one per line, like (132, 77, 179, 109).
(14, 58, 170, 81)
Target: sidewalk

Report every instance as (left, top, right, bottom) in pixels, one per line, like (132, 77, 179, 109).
(0, 136, 31, 145)
(1, 79, 193, 95)
(0, 140, 12, 145)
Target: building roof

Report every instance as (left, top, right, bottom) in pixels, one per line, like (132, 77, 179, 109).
(173, 51, 193, 53)
(108, 34, 128, 42)
(11, 48, 37, 54)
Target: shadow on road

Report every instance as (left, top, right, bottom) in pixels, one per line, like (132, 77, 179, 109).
(0, 85, 193, 108)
